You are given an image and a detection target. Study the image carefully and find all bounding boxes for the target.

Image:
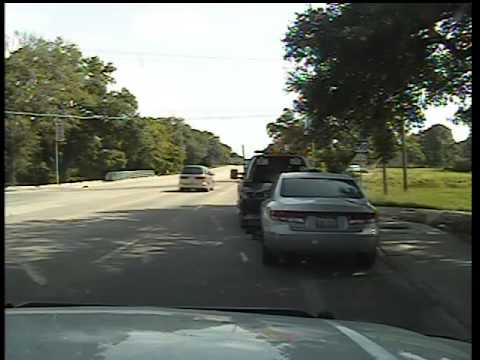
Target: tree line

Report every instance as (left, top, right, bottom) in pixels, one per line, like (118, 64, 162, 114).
(5, 33, 240, 185)
(267, 3, 471, 184)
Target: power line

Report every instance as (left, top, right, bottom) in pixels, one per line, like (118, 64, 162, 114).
(5, 110, 278, 120)
(82, 48, 285, 63)
(5, 111, 128, 120)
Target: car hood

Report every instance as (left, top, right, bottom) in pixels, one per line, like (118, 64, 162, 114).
(6, 307, 470, 360)
(277, 197, 375, 213)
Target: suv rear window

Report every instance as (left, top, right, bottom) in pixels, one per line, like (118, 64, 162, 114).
(249, 156, 306, 183)
(182, 166, 204, 175)
(280, 177, 364, 199)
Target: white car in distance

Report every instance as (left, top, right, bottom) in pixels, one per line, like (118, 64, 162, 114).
(179, 165, 215, 192)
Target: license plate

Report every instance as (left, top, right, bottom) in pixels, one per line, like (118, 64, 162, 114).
(315, 217, 338, 229)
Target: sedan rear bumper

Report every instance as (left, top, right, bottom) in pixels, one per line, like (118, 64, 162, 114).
(179, 180, 210, 189)
(263, 226, 378, 255)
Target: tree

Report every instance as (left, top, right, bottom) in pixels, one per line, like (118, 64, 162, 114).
(419, 124, 456, 167)
(5, 34, 234, 184)
(282, 3, 470, 190)
(267, 109, 310, 155)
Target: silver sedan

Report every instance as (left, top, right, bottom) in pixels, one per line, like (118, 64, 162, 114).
(260, 172, 379, 267)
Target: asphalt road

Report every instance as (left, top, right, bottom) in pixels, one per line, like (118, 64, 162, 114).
(5, 166, 471, 342)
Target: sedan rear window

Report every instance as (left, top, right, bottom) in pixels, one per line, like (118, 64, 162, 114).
(182, 167, 204, 175)
(280, 178, 364, 199)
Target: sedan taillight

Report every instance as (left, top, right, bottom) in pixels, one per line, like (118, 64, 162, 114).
(270, 210, 306, 223)
(348, 213, 377, 225)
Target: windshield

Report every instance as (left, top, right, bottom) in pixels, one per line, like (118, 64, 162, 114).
(280, 178, 364, 199)
(182, 167, 204, 175)
(249, 157, 305, 183)
(5, 3, 471, 353)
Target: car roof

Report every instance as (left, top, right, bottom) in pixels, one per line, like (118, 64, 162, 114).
(252, 154, 304, 158)
(183, 165, 207, 168)
(279, 172, 354, 180)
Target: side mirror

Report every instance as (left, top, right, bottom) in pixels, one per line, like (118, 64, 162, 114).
(230, 169, 238, 179)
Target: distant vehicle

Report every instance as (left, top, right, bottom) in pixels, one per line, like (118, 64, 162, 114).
(231, 153, 308, 232)
(347, 164, 361, 172)
(347, 164, 368, 173)
(260, 172, 379, 267)
(179, 165, 215, 192)
(6, 305, 471, 360)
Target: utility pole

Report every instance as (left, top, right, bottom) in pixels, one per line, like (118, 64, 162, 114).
(242, 144, 245, 159)
(55, 118, 65, 185)
(382, 160, 388, 195)
(311, 140, 315, 167)
(401, 118, 408, 192)
(55, 119, 60, 185)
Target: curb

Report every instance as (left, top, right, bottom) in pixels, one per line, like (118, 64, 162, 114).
(377, 206, 471, 241)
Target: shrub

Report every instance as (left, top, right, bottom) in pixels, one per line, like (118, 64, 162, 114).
(448, 158, 471, 172)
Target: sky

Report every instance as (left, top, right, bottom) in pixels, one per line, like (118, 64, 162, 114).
(5, 3, 470, 157)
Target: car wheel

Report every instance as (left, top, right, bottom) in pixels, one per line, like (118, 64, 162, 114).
(262, 245, 278, 266)
(357, 250, 377, 269)
(204, 187, 210, 192)
(180, 188, 186, 192)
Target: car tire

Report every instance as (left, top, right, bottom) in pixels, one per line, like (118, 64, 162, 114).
(262, 245, 278, 266)
(357, 250, 377, 269)
(180, 188, 186, 192)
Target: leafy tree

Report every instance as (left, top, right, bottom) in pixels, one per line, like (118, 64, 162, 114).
(418, 124, 456, 167)
(281, 3, 470, 189)
(5, 34, 234, 184)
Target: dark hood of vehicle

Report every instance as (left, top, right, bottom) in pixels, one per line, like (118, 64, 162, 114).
(6, 307, 471, 360)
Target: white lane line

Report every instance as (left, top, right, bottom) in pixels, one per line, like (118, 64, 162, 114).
(93, 238, 143, 264)
(300, 279, 327, 316)
(193, 205, 203, 211)
(19, 261, 47, 286)
(240, 252, 249, 263)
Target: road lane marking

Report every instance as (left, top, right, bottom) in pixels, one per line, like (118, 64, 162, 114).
(93, 238, 143, 264)
(240, 252, 249, 263)
(300, 279, 327, 316)
(19, 261, 47, 286)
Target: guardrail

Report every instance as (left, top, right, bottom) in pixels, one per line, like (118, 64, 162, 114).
(104, 170, 156, 181)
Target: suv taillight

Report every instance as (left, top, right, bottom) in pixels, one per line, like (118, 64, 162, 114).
(270, 210, 306, 223)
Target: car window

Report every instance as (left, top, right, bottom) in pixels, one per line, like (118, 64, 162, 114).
(280, 178, 364, 199)
(249, 157, 306, 183)
(182, 167, 204, 175)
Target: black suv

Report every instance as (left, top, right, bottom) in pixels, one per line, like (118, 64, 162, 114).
(231, 153, 308, 232)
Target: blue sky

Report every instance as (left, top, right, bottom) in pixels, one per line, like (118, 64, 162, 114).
(5, 3, 470, 157)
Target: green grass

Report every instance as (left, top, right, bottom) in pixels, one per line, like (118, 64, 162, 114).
(358, 168, 471, 211)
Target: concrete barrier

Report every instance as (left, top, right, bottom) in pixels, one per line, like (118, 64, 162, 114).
(105, 170, 156, 181)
